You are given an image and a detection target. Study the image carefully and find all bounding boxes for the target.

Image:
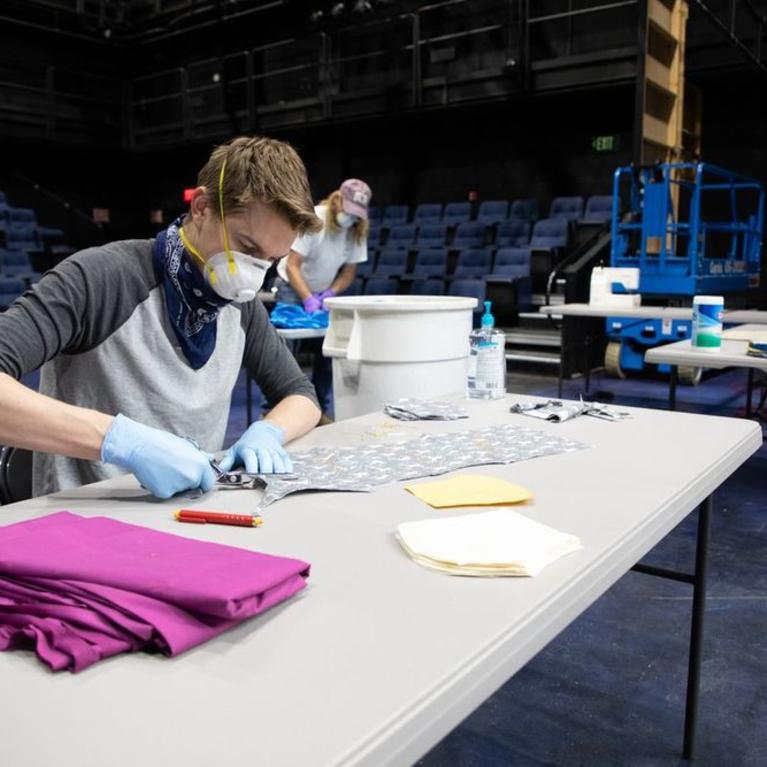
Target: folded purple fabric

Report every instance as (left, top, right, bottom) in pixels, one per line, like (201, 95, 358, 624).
(0, 512, 310, 672)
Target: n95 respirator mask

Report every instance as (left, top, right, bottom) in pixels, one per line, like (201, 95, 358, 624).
(202, 250, 271, 303)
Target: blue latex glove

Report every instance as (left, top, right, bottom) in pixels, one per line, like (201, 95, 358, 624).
(101, 414, 217, 499)
(217, 421, 293, 475)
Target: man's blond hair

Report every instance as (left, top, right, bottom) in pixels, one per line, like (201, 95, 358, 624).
(197, 136, 321, 235)
(320, 190, 369, 246)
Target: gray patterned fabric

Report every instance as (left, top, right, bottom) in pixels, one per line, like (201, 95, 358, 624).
(384, 398, 469, 421)
(258, 425, 588, 508)
(510, 399, 631, 423)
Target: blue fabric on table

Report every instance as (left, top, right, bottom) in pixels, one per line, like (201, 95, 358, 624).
(270, 302, 329, 329)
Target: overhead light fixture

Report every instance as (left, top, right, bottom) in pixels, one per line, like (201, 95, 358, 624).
(330, 2, 346, 18)
(353, 0, 373, 12)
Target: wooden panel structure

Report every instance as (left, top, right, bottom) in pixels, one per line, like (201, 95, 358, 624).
(636, 0, 691, 165)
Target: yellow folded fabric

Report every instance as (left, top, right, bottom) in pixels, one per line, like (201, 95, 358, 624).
(405, 474, 533, 508)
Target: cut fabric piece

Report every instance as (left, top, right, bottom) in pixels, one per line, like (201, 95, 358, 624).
(270, 302, 329, 329)
(0, 512, 310, 672)
(510, 398, 631, 423)
(405, 474, 533, 508)
(396, 508, 582, 577)
(384, 398, 469, 421)
(260, 425, 587, 508)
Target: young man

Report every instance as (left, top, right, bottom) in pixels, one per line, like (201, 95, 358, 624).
(275, 178, 372, 413)
(0, 136, 323, 500)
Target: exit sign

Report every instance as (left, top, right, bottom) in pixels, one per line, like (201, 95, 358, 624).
(592, 134, 620, 152)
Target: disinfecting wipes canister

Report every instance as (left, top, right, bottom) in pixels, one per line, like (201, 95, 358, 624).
(692, 295, 724, 351)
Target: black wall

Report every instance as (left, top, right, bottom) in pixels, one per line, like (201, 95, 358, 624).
(131, 86, 636, 226)
(2, 74, 766, 256)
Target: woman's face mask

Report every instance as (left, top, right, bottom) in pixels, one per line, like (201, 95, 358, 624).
(336, 211, 358, 229)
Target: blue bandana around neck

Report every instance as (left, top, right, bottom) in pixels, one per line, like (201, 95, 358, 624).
(153, 217, 230, 370)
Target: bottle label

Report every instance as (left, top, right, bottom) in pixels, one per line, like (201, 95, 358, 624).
(468, 340, 505, 391)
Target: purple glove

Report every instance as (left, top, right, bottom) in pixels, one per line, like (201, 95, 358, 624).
(303, 294, 323, 314)
(317, 288, 336, 308)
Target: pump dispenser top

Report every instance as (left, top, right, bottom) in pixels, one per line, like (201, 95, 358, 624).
(481, 301, 495, 328)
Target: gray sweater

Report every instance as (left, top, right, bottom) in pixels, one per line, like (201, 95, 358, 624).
(0, 239, 318, 496)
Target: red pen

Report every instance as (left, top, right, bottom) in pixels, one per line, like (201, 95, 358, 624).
(175, 509, 263, 527)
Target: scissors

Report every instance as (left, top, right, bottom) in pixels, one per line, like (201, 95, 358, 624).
(184, 437, 299, 488)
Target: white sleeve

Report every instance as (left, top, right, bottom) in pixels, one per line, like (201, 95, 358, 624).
(292, 230, 315, 258)
(345, 236, 368, 265)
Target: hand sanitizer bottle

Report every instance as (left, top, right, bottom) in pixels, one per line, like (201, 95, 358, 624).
(467, 301, 506, 399)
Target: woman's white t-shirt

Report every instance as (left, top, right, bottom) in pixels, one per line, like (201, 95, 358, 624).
(277, 204, 368, 292)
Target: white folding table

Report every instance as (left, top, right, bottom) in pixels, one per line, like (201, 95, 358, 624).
(0, 396, 760, 766)
(536, 303, 697, 395)
(275, 327, 328, 341)
(539, 304, 767, 397)
(645, 330, 767, 412)
(720, 309, 767, 325)
(539, 303, 764, 322)
(538, 302, 694, 320)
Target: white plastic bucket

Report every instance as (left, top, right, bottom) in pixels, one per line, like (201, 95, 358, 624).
(692, 295, 724, 351)
(322, 295, 478, 420)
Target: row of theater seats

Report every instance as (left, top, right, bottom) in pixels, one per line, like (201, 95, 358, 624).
(0, 192, 67, 253)
(0, 250, 39, 306)
(369, 195, 612, 228)
(0, 276, 27, 310)
(338, 276, 518, 329)
(0, 247, 43, 309)
(0, 196, 41, 308)
(358, 246, 529, 280)
(371, 199, 538, 228)
(371, 218, 566, 253)
(345, 275, 488, 301)
(368, 195, 611, 255)
(0, 189, 74, 310)
(334, 247, 532, 323)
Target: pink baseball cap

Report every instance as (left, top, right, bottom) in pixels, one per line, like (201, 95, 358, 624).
(340, 178, 372, 220)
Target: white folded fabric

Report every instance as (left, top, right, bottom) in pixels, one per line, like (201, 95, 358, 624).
(396, 508, 582, 577)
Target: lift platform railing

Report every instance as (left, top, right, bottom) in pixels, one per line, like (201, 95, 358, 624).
(610, 162, 764, 295)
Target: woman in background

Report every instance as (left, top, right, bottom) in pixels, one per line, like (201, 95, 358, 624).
(275, 178, 372, 416)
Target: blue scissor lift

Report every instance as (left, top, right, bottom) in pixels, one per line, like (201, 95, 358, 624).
(605, 162, 764, 381)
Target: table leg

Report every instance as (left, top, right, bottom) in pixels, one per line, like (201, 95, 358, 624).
(631, 494, 713, 761)
(683, 495, 712, 761)
(558, 342, 565, 399)
(669, 365, 678, 411)
(746, 368, 754, 417)
(756, 378, 767, 416)
(584, 335, 592, 395)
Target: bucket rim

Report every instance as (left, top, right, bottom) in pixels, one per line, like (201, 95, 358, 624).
(323, 295, 478, 312)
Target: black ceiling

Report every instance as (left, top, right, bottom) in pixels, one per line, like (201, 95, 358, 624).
(0, 0, 418, 45)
